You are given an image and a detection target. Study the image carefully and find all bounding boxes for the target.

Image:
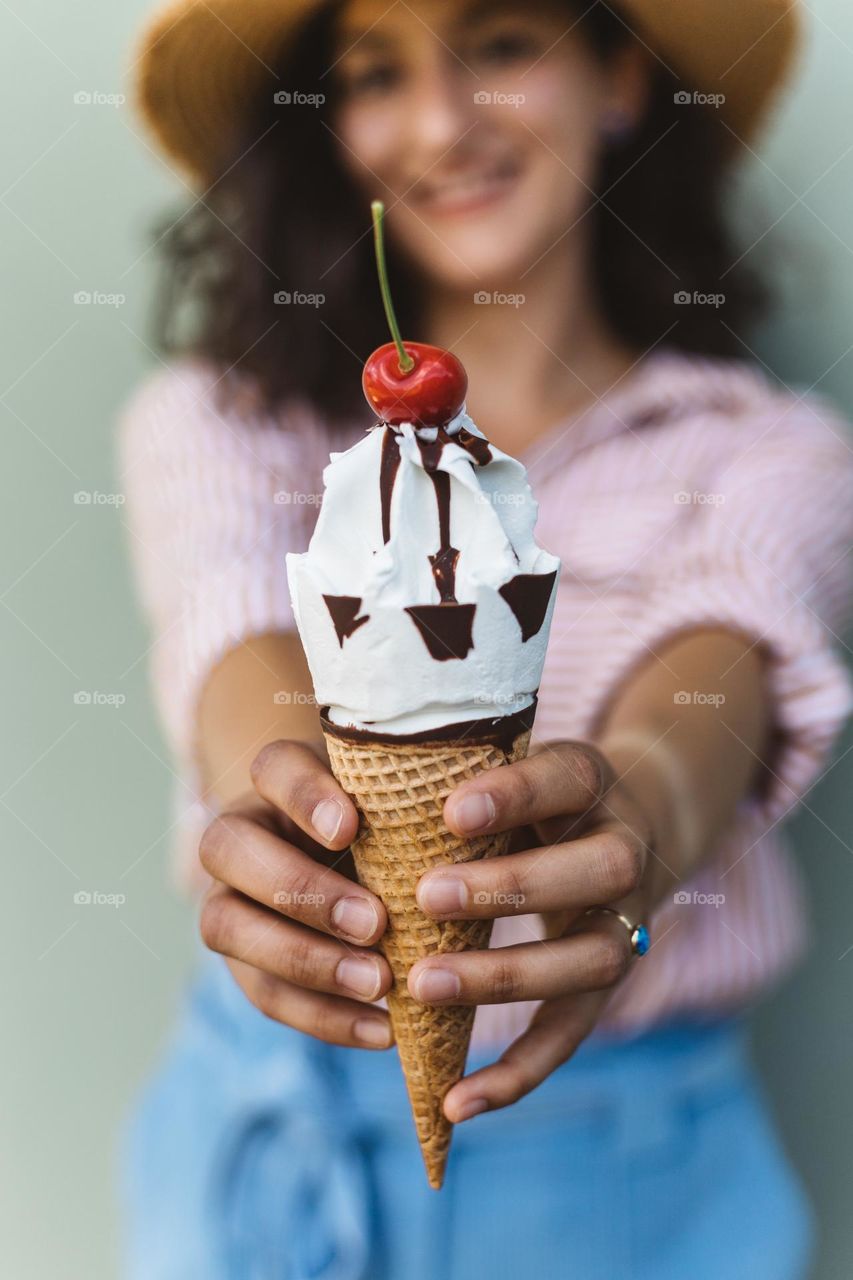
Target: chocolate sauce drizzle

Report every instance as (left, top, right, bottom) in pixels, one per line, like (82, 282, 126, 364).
(455, 427, 492, 467)
(372, 421, 551, 661)
(418, 426, 489, 657)
(405, 603, 476, 661)
(499, 570, 558, 642)
(320, 695, 537, 749)
(376, 423, 494, 660)
(322, 594, 370, 646)
(379, 429, 401, 545)
(415, 432, 491, 576)
(426, 470, 459, 602)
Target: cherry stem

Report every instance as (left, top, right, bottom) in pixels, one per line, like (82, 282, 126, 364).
(371, 200, 414, 375)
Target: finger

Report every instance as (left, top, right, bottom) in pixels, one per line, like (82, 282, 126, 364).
(416, 826, 645, 920)
(200, 813, 386, 945)
(200, 886, 392, 1002)
(250, 739, 359, 851)
(443, 990, 607, 1121)
(407, 913, 632, 1006)
(443, 740, 606, 837)
(228, 958, 393, 1050)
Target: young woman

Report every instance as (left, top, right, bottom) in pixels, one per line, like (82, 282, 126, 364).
(121, 0, 853, 1275)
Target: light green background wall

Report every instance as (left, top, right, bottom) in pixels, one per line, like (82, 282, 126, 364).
(0, 2, 851, 1276)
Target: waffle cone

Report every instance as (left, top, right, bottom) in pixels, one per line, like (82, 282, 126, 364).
(322, 710, 533, 1189)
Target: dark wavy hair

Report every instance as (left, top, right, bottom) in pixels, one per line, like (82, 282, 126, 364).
(153, 0, 764, 425)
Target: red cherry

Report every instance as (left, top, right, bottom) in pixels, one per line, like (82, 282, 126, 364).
(364, 200, 469, 428)
(363, 341, 468, 427)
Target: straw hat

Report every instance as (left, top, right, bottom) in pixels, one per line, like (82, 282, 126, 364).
(132, 0, 801, 184)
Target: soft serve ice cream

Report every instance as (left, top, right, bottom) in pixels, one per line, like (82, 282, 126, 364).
(286, 406, 560, 736)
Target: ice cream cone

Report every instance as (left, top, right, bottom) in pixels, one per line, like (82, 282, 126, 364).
(286, 278, 558, 1185)
(321, 704, 533, 1189)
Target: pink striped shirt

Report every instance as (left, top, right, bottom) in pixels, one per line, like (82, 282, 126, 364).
(119, 347, 853, 1044)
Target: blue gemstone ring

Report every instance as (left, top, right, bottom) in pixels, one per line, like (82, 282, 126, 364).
(584, 906, 650, 958)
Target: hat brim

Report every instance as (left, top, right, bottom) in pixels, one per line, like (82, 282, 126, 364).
(620, 0, 801, 138)
(131, 0, 801, 185)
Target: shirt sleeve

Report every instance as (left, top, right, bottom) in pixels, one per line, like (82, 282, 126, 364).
(118, 362, 325, 779)
(591, 396, 853, 826)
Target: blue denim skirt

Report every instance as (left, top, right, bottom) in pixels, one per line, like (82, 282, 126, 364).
(121, 950, 814, 1279)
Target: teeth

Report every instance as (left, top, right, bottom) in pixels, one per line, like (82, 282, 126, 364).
(423, 168, 513, 205)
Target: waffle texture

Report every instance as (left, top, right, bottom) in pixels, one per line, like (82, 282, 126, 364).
(323, 720, 532, 1188)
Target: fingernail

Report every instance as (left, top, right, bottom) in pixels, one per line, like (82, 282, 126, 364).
(452, 792, 495, 833)
(414, 967, 461, 1003)
(332, 895, 379, 942)
(455, 1097, 488, 1122)
(354, 1017, 392, 1047)
(312, 797, 344, 843)
(336, 956, 381, 998)
(417, 876, 467, 915)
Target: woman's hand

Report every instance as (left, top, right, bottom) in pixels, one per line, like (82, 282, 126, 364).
(409, 740, 670, 1123)
(197, 735, 663, 1089)
(198, 740, 395, 1050)
(195, 630, 765, 1116)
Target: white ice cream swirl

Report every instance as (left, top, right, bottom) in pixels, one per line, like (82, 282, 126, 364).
(286, 406, 560, 735)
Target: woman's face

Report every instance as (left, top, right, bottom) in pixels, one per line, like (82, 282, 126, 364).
(330, 0, 645, 289)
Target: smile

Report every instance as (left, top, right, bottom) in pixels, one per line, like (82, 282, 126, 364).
(412, 157, 522, 216)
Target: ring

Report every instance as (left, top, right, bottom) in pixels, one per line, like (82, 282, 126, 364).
(584, 906, 650, 958)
